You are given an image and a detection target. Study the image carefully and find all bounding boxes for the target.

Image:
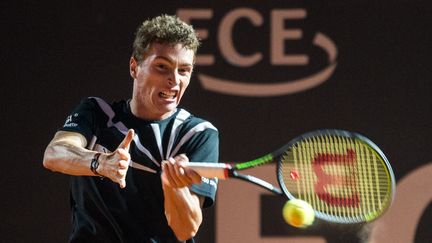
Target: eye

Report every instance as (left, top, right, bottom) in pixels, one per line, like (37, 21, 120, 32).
(178, 67, 192, 76)
(156, 64, 168, 71)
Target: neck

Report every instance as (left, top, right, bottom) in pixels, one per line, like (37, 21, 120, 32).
(129, 99, 174, 121)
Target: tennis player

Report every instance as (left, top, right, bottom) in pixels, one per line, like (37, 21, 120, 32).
(43, 14, 219, 243)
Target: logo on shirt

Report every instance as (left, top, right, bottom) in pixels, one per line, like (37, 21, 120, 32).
(202, 177, 218, 190)
(63, 113, 79, 128)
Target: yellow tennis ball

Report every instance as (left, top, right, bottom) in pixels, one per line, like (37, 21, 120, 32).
(282, 199, 315, 228)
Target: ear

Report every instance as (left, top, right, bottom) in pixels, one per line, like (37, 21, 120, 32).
(130, 57, 137, 79)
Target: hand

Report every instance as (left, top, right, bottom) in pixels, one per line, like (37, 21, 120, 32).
(161, 154, 202, 188)
(97, 129, 134, 188)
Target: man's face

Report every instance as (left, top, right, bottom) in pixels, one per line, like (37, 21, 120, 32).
(130, 42, 195, 120)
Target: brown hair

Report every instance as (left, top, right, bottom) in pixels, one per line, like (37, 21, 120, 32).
(132, 14, 200, 63)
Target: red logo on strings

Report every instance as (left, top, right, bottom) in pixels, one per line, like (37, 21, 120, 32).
(313, 149, 360, 207)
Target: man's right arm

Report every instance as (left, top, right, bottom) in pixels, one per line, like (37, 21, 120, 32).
(43, 130, 135, 188)
(43, 131, 98, 176)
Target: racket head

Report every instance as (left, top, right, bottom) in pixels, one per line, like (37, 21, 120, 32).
(277, 129, 395, 224)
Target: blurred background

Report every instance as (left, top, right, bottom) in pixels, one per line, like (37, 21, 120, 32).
(2, 1, 431, 242)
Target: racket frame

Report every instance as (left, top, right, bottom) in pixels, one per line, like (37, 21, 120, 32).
(188, 129, 396, 224)
(276, 129, 396, 223)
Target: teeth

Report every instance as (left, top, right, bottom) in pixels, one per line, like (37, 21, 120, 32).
(160, 91, 176, 99)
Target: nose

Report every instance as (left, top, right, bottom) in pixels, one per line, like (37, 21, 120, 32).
(167, 71, 180, 86)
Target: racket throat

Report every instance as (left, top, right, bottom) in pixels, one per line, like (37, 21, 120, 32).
(232, 171, 283, 196)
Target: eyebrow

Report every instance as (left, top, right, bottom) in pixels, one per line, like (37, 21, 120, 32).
(154, 56, 194, 67)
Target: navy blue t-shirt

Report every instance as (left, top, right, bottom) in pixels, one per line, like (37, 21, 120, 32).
(60, 97, 219, 243)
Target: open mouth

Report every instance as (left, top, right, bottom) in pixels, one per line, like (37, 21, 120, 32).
(159, 91, 177, 99)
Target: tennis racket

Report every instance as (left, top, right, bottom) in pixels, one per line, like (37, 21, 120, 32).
(187, 129, 395, 224)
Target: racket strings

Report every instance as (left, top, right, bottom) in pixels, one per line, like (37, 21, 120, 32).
(279, 135, 392, 223)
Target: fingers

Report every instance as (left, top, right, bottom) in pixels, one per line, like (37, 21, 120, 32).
(111, 159, 128, 188)
(98, 130, 134, 188)
(175, 154, 202, 184)
(98, 153, 129, 188)
(116, 156, 129, 188)
(161, 154, 202, 188)
(113, 130, 134, 188)
(161, 161, 172, 187)
(164, 158, 190, 187)
(118, 129, 135, 151)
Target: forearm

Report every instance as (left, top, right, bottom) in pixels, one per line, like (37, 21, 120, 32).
(43, 140, 97, 176)
(43, 130, 134, 187)
(163, 185, 202, 241)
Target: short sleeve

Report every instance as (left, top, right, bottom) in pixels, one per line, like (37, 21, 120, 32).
(185, 128, 219, 208)
(59, 97, 100, 143)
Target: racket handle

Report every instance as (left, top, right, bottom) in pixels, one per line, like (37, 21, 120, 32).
(186, 162, 231, 179)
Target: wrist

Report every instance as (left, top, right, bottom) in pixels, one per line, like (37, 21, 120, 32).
(90, 152, 102, 176)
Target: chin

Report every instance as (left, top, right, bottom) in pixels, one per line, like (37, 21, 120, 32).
(162, 104, 178, 115)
